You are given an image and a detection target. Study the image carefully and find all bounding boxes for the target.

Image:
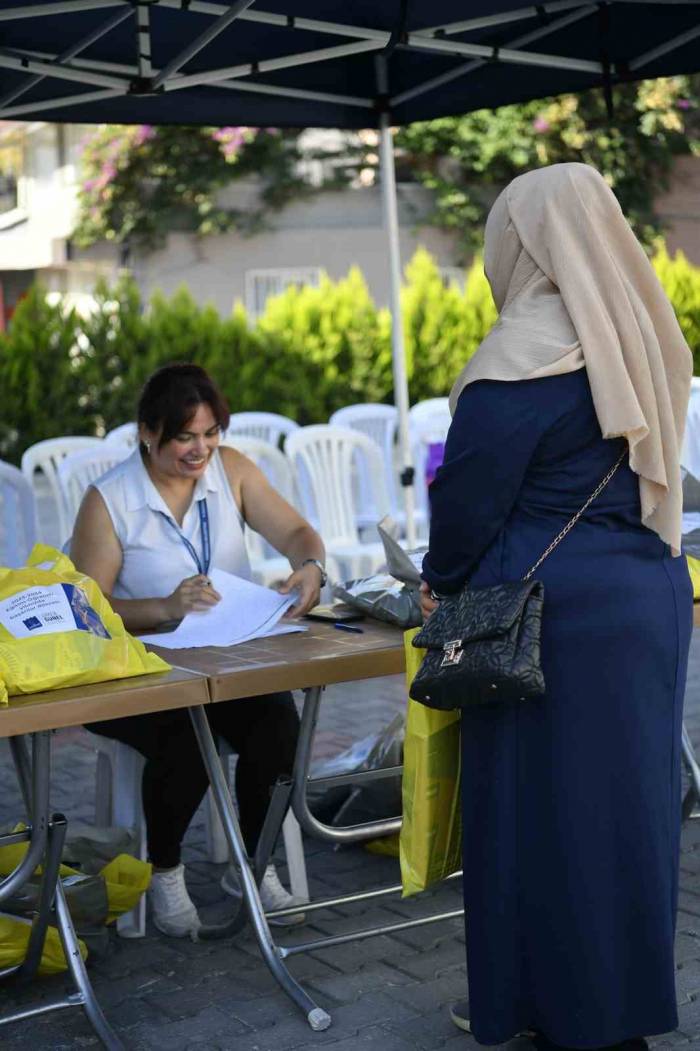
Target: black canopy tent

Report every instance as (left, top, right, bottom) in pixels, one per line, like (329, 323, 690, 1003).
(1, 0, 699, 539)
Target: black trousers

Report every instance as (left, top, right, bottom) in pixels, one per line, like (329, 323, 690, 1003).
(85, 691, 300, 869)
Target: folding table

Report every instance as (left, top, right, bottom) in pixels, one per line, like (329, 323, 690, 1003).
(0, 668, 209, 1050)
(149, 620, 464, 1032)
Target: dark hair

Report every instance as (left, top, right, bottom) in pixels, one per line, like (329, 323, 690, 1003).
(137, 363, 230, 447)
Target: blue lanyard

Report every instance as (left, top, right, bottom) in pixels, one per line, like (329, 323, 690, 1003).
(160, 499, 211, 577)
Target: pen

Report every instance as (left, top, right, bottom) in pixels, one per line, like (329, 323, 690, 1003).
(333, 622, 364, 633)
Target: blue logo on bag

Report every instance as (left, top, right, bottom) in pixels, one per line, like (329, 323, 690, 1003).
(61, 584, 110, 639)
(23, 617, 42, 630)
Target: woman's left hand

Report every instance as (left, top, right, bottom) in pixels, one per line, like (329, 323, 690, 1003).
(279, 563, 323, 618)
(419, 580, 440, 621)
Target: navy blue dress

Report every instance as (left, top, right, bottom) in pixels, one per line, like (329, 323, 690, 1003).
(422, 369, 692, 1048)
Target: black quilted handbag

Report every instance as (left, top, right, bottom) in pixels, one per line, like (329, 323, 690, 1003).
(410, 450, 626, 710)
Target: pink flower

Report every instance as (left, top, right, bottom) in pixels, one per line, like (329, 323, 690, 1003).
(94, 161, 117, 191)
(133, 124, 156, 146)
(533, 116, 550, 133)
(676, 99, 691, 110)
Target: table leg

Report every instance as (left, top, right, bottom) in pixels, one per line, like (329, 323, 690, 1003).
(291, 686, 403, 843)
(19, 812, 67, 980)
(0, 735, 50, 900)
(187, 706, 331, 1032)
(0, 732, 124, 1051)
(682, 722, 700, 819)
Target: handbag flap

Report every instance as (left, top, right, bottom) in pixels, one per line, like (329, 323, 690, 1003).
(413, 580, 542, 649)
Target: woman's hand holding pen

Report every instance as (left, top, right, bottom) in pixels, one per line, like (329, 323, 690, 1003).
(163, 574, 222, 620)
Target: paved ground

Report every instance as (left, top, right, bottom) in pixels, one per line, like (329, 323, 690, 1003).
(2, 495, 700, 1050)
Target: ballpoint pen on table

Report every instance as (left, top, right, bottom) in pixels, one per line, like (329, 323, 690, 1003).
(333, 622, 364, 633)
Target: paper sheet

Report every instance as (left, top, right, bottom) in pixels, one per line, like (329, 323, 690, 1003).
(139, 568, 306, 649)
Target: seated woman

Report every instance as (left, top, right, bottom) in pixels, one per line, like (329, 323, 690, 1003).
(71, 363, 326, 938)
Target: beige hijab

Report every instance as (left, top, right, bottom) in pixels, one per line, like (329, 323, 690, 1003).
(449, 162, 692, 555)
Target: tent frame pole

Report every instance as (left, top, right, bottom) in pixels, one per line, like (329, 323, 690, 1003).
(376, 56, 417, 549)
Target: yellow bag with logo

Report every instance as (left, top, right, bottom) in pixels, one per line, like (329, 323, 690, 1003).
(400, 627, 462, 897)
(0, 544, 170, 705)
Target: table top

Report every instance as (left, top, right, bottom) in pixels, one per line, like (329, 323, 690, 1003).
(148, 619, 407, 702)
(0, 668, 209, 737)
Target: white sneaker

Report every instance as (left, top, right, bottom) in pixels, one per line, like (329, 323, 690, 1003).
(260, 864, 306, 926)
(149, 864, 201, 939)
(221, 862, 306, 926)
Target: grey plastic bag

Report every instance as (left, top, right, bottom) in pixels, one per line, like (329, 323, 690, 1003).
(333, 519, 426, 628)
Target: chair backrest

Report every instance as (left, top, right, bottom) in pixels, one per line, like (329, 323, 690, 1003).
(285, 425, 391, 545)
(408, 398, 452, 441)
(225, 412, 299, 449)
(58, 445, 133, 533)
(219, 435, 295, 504)
(330, 404, 398, 451)
(218, 435, 297, 562)
(0, 460, 37, 567)
(21, 436, 104, 544)
(408, 399, 452, 516)
(329, 404, 399, 519)
(104, 422, 139, 448)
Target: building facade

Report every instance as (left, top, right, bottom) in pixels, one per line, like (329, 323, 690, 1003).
(0, 120, 698, 326)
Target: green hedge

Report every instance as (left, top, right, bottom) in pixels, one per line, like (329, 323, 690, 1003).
(0, 246, 698, 464)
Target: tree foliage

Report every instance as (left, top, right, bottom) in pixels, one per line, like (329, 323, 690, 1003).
(74, 125, 310, 250)
(2, 247, 699, 464)
(396, 76, 700, 256)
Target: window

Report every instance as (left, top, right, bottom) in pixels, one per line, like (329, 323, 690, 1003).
(245, 267, 321, 318)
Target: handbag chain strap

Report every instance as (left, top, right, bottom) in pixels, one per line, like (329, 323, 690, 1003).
(522, 448, 628, 582)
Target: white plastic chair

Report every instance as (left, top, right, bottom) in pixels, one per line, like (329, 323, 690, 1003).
(285, 425, 391, 579)
(329, 404, 429, 538)
(225, 412, 299, 450)
(0, 460, 38, 567)
(58, 445, 133, 529)
(104, 422, 139, 448)
(408, 398, 452, 521)
(21, 436, 104, 546)
(94, 738, 308, 937)
(219, 434, 296, 586)
(329, 405, 398, 527)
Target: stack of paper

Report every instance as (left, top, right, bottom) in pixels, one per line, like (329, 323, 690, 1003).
(139, 568, 306, 649)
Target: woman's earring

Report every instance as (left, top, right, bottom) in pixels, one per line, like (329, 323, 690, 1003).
(144, 440, 151, 454)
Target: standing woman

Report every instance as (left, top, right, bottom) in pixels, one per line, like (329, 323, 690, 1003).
(420, 163, 693, 1049)
(71, 363, 327, 938)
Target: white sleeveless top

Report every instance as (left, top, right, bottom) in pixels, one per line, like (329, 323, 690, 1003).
(93, 448, 251, 600)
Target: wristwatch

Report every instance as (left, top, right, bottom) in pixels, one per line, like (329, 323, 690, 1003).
(301, 558, 327, 587)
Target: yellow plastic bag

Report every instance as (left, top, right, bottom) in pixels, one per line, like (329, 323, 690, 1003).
(0, 544, 170, 704)
(0, 830, 151, 927)
(0, 912, 88, 977)
(400, 628, 462, 897)
(687, 555, 700, 599)
(101, 854, 152, 924)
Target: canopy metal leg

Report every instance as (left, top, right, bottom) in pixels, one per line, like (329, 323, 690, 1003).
(187, 706, 331, 1032)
